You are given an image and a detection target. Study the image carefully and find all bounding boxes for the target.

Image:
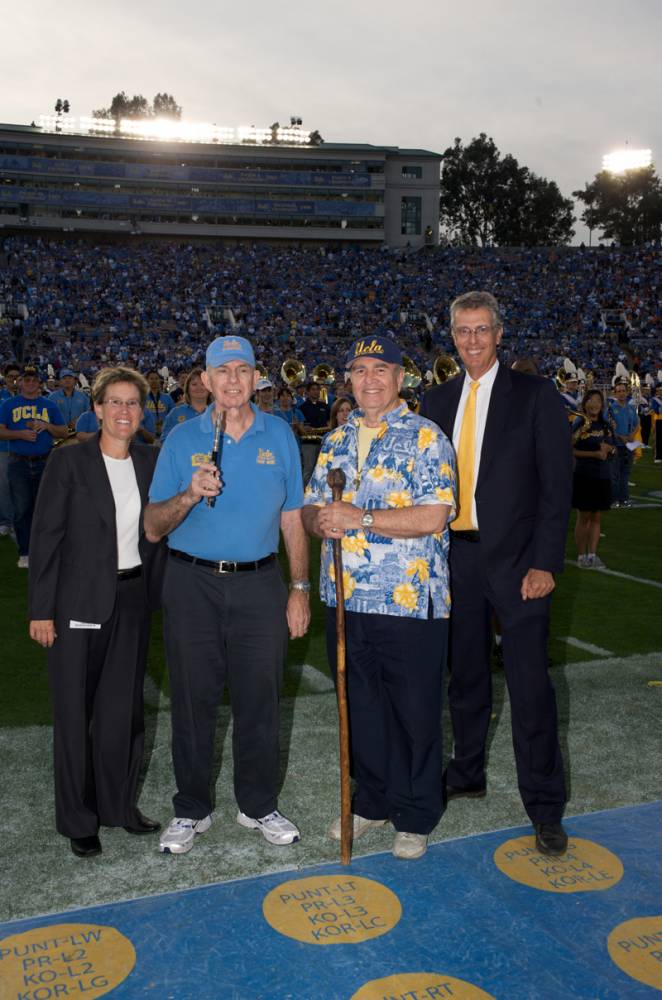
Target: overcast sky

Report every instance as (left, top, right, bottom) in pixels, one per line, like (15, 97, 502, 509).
(5, 0, 661, 241)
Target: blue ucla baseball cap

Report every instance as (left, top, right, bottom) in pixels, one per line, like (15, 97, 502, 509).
(346, 335, 402, 367)
(206, 335, 256, 368)
(60, 368, 75, 378)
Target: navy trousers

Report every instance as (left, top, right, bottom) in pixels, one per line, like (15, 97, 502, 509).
(326, 607, 448, 834)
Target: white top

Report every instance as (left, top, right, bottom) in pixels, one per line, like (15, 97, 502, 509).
(102, 453, 142, 569)
(451, 360, 500, 529)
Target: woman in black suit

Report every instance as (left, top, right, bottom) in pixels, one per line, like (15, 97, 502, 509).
(29, 367, 165, 857)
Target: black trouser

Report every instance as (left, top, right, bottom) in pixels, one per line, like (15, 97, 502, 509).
(446, 537, 566, 825)
(48, 575, 150, 838)
(326, 607, 448, 834)
(655, 419, 662, 461)
(163, 555, 288, 820)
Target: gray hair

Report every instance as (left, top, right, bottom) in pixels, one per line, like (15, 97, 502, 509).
(450, 291, 503, 330)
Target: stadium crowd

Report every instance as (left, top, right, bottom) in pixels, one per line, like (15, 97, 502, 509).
(1, 239, 661, 385)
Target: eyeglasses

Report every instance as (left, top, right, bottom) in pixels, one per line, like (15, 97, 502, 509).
(453, 325, 495, 340)
(102, 399, 142, 410)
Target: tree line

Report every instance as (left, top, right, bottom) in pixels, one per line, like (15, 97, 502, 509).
(441, 133, 662, 247)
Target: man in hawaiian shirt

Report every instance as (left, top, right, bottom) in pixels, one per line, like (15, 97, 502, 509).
(302, 336, 456, 860)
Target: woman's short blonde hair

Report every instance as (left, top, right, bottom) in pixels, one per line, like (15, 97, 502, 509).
(91, 367, 149, 407)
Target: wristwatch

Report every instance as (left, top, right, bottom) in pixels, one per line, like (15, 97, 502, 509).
(290, 580, 311, 593)
(361, 510, 374, 528)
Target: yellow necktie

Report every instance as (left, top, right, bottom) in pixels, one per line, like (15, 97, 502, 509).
(452, 380, 479, 531)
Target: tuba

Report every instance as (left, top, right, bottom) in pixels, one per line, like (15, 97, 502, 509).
(311, 363, 335, 403)
(281, 357, 306, 388)
(433, 354, 460, 384)
(401, 355, 422, 389)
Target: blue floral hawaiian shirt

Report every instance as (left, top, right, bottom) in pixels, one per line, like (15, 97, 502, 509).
(304, 402, 456, 620)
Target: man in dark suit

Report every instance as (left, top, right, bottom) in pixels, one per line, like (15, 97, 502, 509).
(28, 367, 165, 857)
(420, 291, 572, 856)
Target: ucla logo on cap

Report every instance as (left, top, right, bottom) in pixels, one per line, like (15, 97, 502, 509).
(223, 339, 242, 351)
(346, 335, 403, 367)
(354, 339, 384, 358)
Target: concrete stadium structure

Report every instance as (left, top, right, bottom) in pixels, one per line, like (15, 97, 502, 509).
(0, 122, 441, 248)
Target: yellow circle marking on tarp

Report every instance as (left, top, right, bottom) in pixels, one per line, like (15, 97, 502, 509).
(608, 916, 662, 991)
(351, 972, 496, 999)
(263, 874, 401, 945)
(0, 922, 135, 997)
(493, 836, 624, 892)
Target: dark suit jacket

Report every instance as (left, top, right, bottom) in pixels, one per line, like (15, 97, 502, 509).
(29, 434, 165, 624)
(420, 364, 572, 586)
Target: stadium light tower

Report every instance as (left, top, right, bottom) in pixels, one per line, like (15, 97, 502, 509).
(602, 148, 652, 174)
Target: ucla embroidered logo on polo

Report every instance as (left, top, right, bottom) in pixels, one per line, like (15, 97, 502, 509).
(191, 452, 211, 466)
(353, 339, 384, 358)
(257, 448, 276, 465)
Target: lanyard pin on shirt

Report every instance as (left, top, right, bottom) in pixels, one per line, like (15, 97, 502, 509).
(206, 409, 226, 508)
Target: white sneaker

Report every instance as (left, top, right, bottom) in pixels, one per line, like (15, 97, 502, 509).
(577, 555, 590, 567)
(237, 810, 300, 845)
(17, 555, 29, 569)
(159, 814, 211, 854)
(328, 813, 387, 841)
(590, 555, 606, 569)
(0, 525, 10, 536)
(393, 831, 428, 860)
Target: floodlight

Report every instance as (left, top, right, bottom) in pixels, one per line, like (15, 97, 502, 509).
(602, 149, 652, 173)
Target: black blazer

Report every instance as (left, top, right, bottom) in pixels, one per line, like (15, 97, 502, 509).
(420, 364, 572, 580)
(29, 434, 166, 623)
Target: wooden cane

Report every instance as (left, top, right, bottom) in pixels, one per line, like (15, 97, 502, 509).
(327, 467, 351, 865)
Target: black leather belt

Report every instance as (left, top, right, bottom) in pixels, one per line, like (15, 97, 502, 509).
(117, 565, 142, 581)
(170, 549, 276, 574)
(451, 529, 481, 542)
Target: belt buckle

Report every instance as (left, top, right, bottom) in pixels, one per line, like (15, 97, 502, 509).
(215, 560, 235, 574)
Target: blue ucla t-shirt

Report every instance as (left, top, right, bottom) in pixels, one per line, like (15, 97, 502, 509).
(0, 394, 64, 456)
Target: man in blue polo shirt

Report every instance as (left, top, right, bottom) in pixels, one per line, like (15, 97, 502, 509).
(0, 366, 67, 567)
(48, 369, 89, 433)
(608, 376, 640, 508)
(145, 335, 310, 856)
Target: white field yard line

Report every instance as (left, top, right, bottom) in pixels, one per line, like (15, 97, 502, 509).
(297, 664, 335, 693)
(562, 637, 614, 657)
(566, 560, 662, 589)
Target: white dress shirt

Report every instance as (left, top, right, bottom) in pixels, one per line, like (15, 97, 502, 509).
(451, 360, 499, 529)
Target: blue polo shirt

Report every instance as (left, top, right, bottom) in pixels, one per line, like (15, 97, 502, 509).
(48, 387, 89, 425)
(0, 394, 64, 457)
(161, 403, 202, 442)
(149, 403, 303, 561)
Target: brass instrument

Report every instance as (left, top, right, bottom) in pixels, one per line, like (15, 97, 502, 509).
(311, 363, 335, 403)
(555, 358, 578, 391)
(433, 354, 460, 384)
(401, 356, 422, 390)
(570, 410, 592, 443)
(281, 357, 306, 387)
